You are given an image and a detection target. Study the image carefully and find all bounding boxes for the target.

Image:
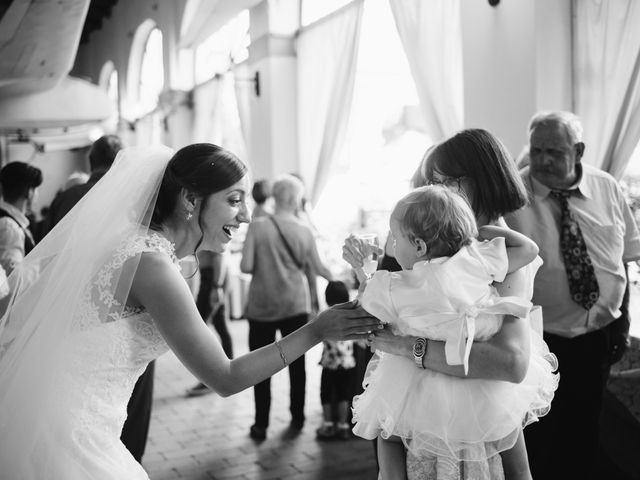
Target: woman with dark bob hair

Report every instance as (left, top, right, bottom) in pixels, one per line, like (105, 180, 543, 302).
(344, 129, 548, 480)
(0, 143, 382, 479)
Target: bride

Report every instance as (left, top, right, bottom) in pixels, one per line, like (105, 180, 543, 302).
(0, 143, 382, 479)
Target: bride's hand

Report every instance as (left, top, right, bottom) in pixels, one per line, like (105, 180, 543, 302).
(342, 235, 384, 269)
(310, 300, 383, 341)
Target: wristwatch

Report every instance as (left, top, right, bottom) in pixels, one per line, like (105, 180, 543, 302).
(413, 337, 428, 369)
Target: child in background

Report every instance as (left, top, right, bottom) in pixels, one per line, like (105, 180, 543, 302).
(316, 280, 357, 441)
(352, 185, 558, 479)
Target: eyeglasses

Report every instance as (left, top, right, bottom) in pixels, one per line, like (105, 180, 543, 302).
(428, 176, 466, 190)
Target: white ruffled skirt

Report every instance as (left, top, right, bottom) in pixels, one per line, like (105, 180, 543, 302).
(352, 329, 558, 462)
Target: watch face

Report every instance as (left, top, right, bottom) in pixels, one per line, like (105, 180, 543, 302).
(413, 338, 426, 356)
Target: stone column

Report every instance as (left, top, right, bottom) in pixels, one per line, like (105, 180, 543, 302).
(247, 0, 300, 180)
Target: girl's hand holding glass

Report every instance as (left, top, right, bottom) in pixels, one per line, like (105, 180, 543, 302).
(342, 234, 384, 271)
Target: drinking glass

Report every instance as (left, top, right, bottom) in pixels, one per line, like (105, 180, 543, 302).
(358, 233, 380, 277)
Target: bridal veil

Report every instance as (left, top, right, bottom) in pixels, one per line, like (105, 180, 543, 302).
(0, 145, 173, 471)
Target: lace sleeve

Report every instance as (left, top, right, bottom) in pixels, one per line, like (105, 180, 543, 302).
(76, 232, 178, 328)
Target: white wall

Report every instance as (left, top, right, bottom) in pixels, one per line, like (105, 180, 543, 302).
(535, 0, 573, 113)
(460, 0, 573, 157)
(461, 0, 537, 157)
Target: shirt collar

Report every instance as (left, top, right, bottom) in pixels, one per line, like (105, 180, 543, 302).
(413, 257, 448, 270)
(0, 200, 29, 228)
(529, 163, 592, 200)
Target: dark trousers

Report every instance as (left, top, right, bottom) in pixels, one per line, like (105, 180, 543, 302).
(196, 267, 233, 358)
(320, 367, 356, 404)
(120, 361, 155, 462)
(524, 325, 613, 480)
(248, 314, 308, 428)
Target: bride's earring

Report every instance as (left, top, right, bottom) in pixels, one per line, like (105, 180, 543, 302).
(186, 212, 193, 221)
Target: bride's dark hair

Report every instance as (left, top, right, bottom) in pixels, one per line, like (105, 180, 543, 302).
(151, 143, 248, 250)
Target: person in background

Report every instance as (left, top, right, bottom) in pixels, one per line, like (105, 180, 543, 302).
(185, 250, 234, 397)
(505, 111, 640, 480)
(30, 206, 50, 244)
(63, 171, 90, 190)
(0, 162, 42, 276)
(251, 179, 273, 219)
(290, 172, 320, 236)
(241, 174, 334, 441)
(47, 134, 123, 229)
(316, 280, 357, 441)
(290, 172, 322, 313)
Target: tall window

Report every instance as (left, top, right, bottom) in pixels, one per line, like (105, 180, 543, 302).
(312, 0, 431, 267)
(195, 10, 250, 84)
(138, 28, 164, 115)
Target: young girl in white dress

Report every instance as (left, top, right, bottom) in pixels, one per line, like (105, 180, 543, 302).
(351, 185, 558, 479)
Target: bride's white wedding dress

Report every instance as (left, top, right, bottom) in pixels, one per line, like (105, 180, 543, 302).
(0, 146, 182, 479)
(26, 233, 175, 479)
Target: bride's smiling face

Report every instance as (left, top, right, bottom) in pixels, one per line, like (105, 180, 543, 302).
(198, 176, 251, 253)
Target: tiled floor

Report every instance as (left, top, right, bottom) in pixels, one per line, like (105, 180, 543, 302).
(143, 320, 378, 480)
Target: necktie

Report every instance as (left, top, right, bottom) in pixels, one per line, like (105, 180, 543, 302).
(550, 190, 599, 310)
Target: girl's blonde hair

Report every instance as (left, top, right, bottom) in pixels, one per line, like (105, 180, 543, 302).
(392, 185, 477, 258)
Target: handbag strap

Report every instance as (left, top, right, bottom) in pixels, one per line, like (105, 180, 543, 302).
(269, 216, 304, 270)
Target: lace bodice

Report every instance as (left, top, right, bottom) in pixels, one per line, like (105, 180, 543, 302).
(51, 232, 178, 467)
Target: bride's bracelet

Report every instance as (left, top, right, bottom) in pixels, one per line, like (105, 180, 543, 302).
(274, 339, 289, 367)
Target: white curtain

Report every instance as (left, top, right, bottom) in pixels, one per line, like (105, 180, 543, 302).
(192, 75, 224, 143)
(573, 0, 640, 178)
(192, 73, 249, 166)
(388, 0, 463, 142)
(135, 112, 164, 146)
(297, 0, 364, 205)
(232, 63, 253, 163)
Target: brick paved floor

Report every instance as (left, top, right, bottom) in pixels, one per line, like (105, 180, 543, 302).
(144, 319, 378, 480)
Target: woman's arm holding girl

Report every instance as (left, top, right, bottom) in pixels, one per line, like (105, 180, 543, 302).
(370, 312, 530, 382)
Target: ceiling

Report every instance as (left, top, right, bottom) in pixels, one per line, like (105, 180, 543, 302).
(0, 0, 118, 45)
(0, 0, 112, 130)
(79, 0, 120, 44)
(0, 0, 256, 130)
